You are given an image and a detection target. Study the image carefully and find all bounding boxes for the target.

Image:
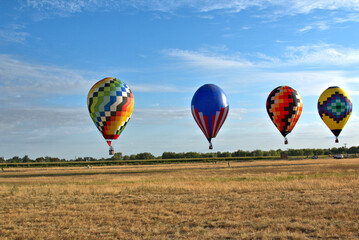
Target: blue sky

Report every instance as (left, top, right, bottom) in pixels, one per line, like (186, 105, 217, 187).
(1, 0, 359, 159)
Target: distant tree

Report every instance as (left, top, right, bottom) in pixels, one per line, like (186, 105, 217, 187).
(324, 148, 332, 155)
(45, 156, 61, 162)
(348, 146, 359, 154)
(185, 152, 201, 158)
(266, 150, 278, 156)
(0, 157, 5, 163)
(252, 150, 263, 157)
(162, 152, 177, 159)
(217, 152, 231, 158)
(7, 156, 21, 163)
(22, 155, 32, 163)
(313, 149, 323, 156)
(287, 149, 297, 156)
(232, 150, 248, 157)
(35, 157, 45, 162)
(111, 152, 123, 160)
(136, 152, 154, 160)
(331, 147, 347, 154)
(303, 149, 313, 157)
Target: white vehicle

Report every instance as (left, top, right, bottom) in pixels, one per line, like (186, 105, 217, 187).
(333, 154, 344, 159)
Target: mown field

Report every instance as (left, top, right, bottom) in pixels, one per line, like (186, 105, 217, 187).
(0, 158, 359, 239)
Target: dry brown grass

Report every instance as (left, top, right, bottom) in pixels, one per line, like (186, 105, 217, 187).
(1, 158, 359, 239)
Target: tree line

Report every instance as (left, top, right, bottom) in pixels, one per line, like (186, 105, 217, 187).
(1, 146, 358, 163)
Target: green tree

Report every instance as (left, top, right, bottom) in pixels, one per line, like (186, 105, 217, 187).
(136, 152, 155, 160)
(112, 152, 123, 160)
(8, 156, 21, 163)
(22, 155, 32, 163)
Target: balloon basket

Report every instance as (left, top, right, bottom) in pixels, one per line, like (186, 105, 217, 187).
(109, 146, 114, 155)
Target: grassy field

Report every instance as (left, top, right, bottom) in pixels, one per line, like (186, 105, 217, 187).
(0, 158, 359, 239)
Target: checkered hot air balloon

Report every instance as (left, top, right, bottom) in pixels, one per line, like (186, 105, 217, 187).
(191, 84, 229, 149)
(318, 86, 352, 143)
(87, 77, 134, 155)
(266, 86, 303, 144)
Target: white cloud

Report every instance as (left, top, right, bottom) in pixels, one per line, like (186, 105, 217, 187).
(228, 107, 256, 120)
(0, 24, 29, 43)
(162, 45, 359, 98)
(164, 48, 253, 69)
(284, 0, 359, 14)
(0, 54, 94, 99)
(132, 107, 191, 123)
(299, 21, 329, 32)
(0, 54, 195, 108)
(334, 13, 359, 23)
(0, 106, 88, 136)
(22, 0, 359, 18)
(164, 43, 359, 71)
(284, 44, 359, 66)
(254, 71, 359, 97)
(132, 84, 186, 93)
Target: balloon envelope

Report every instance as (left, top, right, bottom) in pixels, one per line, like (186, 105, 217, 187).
(266, 86, 303, 144)
(191, 84, 229, 149)
(87, 77, 134, 148)
(318, 86, 352, 142)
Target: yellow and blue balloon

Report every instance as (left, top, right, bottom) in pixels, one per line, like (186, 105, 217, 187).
(87, 77, 134, 154)
(318, 86, 352, 143)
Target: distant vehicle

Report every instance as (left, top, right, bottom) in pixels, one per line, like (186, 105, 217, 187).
(312, 155, 318, 159)
(334, 154, 344, 159)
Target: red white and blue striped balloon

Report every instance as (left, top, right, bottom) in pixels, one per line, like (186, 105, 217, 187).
(191, 84, 229, 149)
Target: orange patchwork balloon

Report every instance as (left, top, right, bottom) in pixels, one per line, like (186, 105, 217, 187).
(266, 86, 303, 144)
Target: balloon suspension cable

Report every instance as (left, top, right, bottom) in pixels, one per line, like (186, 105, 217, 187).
(209, 142, 213, 150)
(284, 137, 288, 145)
(107, 140, 114, 155)
(335, 137, 339, 143)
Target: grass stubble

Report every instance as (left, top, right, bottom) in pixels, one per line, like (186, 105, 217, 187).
(0, 158, 359, 239)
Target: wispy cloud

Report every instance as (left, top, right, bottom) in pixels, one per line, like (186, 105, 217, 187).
(162, 45, 359, 97)
(22, 0, 359, 19)
(334, 13, 359, 23)
(132, 84, 187, 93)
(164, 44, 359, 70)
(0, 54, 93, 99)
(0, 107, 88, 133)
(0, 24, 29, 43)
(164, 48, 253, 69)
(284, 44, 359, 66)
(0, 54, 192, 107)
(299, 21, 329, 32)
(254, 71, 359, 97)
(298, 12, 359, 33)
(132, 107, 191, 123)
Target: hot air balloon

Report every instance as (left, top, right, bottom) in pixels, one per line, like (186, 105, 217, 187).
(266, 86, 303, 144)
(318, 86, 352, 143)
(87, 77, 134, 155)
(191, 84, 229, 149)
